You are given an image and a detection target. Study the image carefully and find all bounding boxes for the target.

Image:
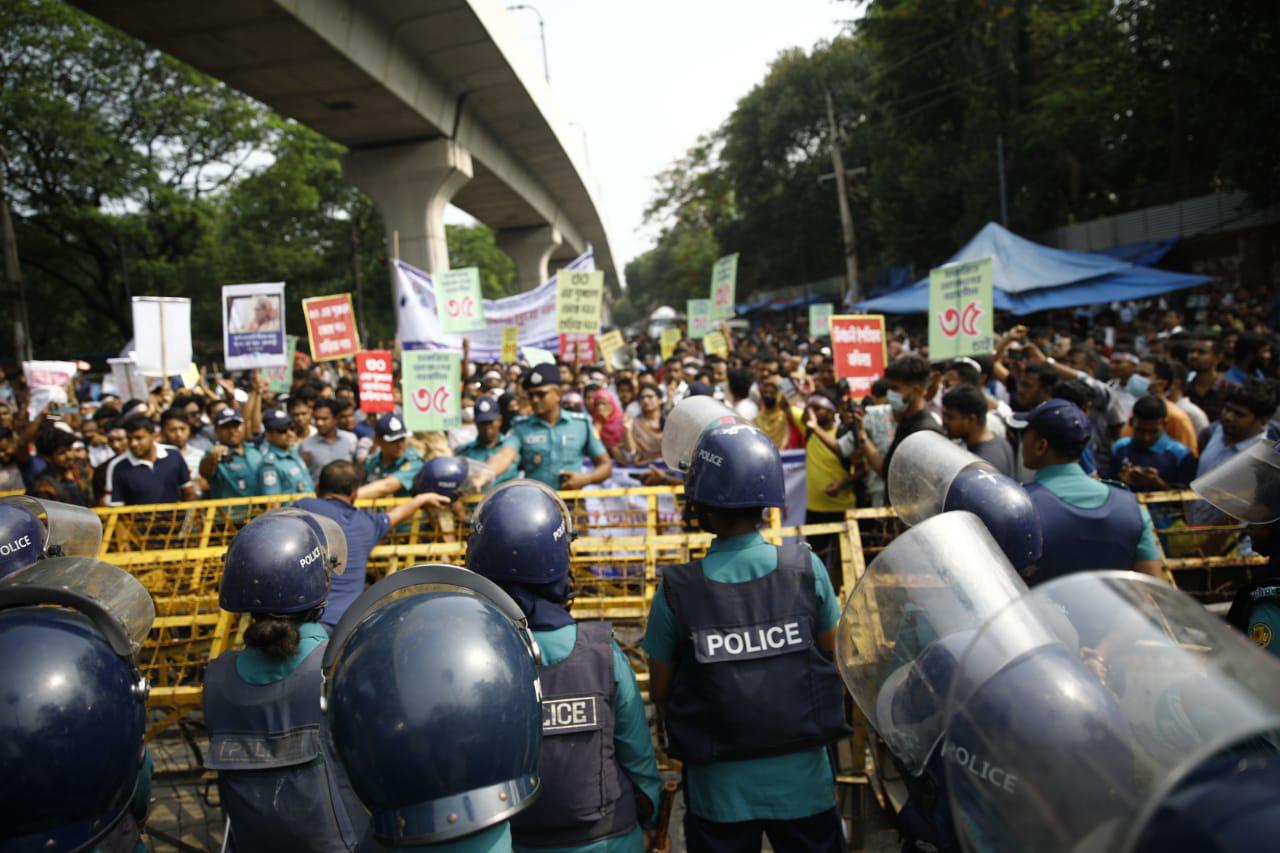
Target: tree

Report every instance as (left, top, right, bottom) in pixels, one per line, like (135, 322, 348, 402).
(445, 224, 517, 298)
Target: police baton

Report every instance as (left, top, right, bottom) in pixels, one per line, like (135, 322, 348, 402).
(648, 779, 678, 853)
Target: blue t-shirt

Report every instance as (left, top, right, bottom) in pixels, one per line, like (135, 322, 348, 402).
(1108, 433, 1197, 490)
(103, 444, 192, 506)
(292, 496, 391, 626)
(642, 531, 840, 823)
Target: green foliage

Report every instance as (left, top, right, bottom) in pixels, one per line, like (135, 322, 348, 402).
(445, 223, 517, 298)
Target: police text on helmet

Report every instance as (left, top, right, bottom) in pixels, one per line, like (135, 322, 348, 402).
(298, 545, 323, 568)
(0, 534, 32, 556)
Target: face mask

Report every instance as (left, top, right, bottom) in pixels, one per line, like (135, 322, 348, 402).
(1126, 374, 1151, 396)
(887, 389, 908, 413)
(761, 393, 778, 408)
(462, 407, 474, 422)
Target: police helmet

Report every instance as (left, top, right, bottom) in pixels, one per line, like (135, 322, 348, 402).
(876, 630, 977, 766)
(0, 559, 153, 851)
(0, 496, 103, 581)
(942, 467, 1043, 570)
(684, 424, 785, 509)
(467, 480, 573, 585)
(323, 564, 542, 846)
(413, 455, 470, 499)
(219, 509, 347, 615)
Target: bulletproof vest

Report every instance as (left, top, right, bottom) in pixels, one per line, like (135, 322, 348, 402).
(1023, 483, 1143, 585)
(203, 643, 367, 852)
(510, 620, 638, 848)
(661, 542, 849, 764)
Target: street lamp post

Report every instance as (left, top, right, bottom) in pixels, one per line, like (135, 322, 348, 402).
(507, 4, 549, 85)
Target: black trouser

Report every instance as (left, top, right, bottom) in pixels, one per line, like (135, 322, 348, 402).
(684, 806, 845, 853)
(804, 509, 847, 593)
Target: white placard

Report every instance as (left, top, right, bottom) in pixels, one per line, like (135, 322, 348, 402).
(131, 297, 192, 377)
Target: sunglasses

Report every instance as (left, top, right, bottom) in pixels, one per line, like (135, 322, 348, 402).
(527, 389, 553, 399)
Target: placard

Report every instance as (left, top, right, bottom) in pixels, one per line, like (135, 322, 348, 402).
(597, 329, 625, 367)
(709, 253, 738, 320)
(830, 314, 887, 397)
(357, 350, 395, 413)
(107, 357, 146, 401)
(687, 299, 711, 340)
(132, 296, 192, 377)
(559, 334, 596, 364)
(809, 303, 834, 337)
(501, 326, 520, 364)
(23, 360, 78, 419)
(303, 293, 361, 362)
(660, 328, 682, 361)
(436, 267, 486, 333)
(256, 335, 297, 394)
(523, 346, 556, 368)
(555, 269, 605, 335)
(223, 282, 287, 371)
(402, 350, 460, 432)
(928, 257, 993, 362)
(703, 331, 729, 359)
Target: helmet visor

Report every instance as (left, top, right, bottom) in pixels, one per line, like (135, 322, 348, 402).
(1191, 439, 1280, 524)
(0, 495, 102, 559)
(660, 396, 745, 472)
(886, 431, 997, 527)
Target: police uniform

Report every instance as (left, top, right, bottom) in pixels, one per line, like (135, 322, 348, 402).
(505, 412, 605, 490)
(208, 443, 265, 499)
(364, 446, 425, 496)
(455, 396, 516, 490)
(258, 442, 316, 496)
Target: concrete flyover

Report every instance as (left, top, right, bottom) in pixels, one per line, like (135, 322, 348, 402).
(69, 0, 619, 292)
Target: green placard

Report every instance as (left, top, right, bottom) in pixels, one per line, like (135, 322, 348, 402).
(401, 350, 461, 432)
(687, 299, 711, 339)
(928, 257, 994, 362)
(809, 303, 834, 337)
(709, 253, 738, 320)
(256, 335, 297, 393)
(556, 269, 605, 335)
(436, 267, 486, 333)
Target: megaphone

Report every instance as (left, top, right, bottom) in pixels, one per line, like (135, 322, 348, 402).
(609, 344, 637, 371)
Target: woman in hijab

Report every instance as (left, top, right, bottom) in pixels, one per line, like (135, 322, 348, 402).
(590, 387, 627, 459)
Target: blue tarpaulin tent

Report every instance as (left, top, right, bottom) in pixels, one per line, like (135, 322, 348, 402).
(854, 223, 1209, 316)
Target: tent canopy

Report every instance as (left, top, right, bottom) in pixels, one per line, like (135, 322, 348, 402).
(854, 223, 1209, 316)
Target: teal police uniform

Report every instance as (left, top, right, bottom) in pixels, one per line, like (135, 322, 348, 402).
(207, 443, 264, 499)
(456, 439, 517, 489)
(642, 531, 841, 824)
(504, 411, 607, 489)
(257, 443, 315, 496)
(364, 446, 425, 496)
(516, 624, 664, 853)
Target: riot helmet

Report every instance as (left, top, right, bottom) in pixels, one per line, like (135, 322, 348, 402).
(660, 396, 746, 473)
(323, 564, 543, 846)
(413, 455, 470, 500)
(684, 424, 785, 509)
(0, 495, 103, 581)
(220, 509, 347, 615)
(467, 480, 573, 585)
(1191, 438, 1280, 524)
(0, 558, 154, 851)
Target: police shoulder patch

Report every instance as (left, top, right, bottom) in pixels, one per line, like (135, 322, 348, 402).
(1250, 621, 1273, 648)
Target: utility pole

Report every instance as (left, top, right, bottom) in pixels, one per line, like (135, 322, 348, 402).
(824, 88, 860, 304)
(996, 134, 1009, 227)
(0, 146, 33, 363)
(507, 5, 550, 84)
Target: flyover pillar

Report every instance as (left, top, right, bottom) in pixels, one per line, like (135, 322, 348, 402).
(495, 224, 563, 291)
(343, 139, 472, 275)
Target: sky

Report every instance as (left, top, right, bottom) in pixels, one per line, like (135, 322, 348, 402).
(446, 0, 855, 276)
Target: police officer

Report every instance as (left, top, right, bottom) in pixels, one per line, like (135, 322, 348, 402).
(202, 508, 367, 851)
(467, 480, 663, 852)
(200, 406, 264, 500)
(0, 552, 155, 852)
(488, 364, 614, 490)
(323, 564, 544, 851)
(257, 407, 316, 496)
(454, 396, 516, 491)
(643, 423, 847, 852)
(1007, 398, 1163, 582)
(0, 494, 103, 581)
(361, 414, 425, 498)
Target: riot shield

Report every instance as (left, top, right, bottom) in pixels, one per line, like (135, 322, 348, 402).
(836, 511, 1033, 773)
(943, 572, 1280, 853)
(659, 396, 745, 472)
(887, 431, 997, 527)
(0, 495, 102, 559)
(1191, 438, 1280, 524)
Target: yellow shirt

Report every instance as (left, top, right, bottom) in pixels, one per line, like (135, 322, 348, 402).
(805, 432, 855, 513)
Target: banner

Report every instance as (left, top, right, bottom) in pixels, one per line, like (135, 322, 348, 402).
(396, 249, 595, 360)
(303, 293, 360, 362)
(556, 269, 605, 335)
(928, 257, 994, 362)
(357, 350, 395, 413)
(132, 297, 192, 377)
(402, 350, 460, 432)
(596, 329, 625, 367)
(222, 282, 287, 371)
(559, 334, 596, 364)
(709, 253, 738, 320)
(660, 327, 681, 361)
(830, 314, 887, 397)
(501, 327, 519, 364)
(703, 331, 729, 359)
(256, 335, 298, 394)
(687, 299, 711, 339)
(23, 360, 77, 419)
(435, 267, 486, 333)
(809, 303, 834, 337)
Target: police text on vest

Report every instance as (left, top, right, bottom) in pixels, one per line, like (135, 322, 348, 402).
(693, 617, 812, 663)
(542, 695, 600, 735)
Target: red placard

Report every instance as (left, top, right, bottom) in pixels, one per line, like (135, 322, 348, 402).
(302, 293, 361, 362)
(829, 314, 887, 397)
(356, 350, 395, 413)
(558, 333, 596, 364)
